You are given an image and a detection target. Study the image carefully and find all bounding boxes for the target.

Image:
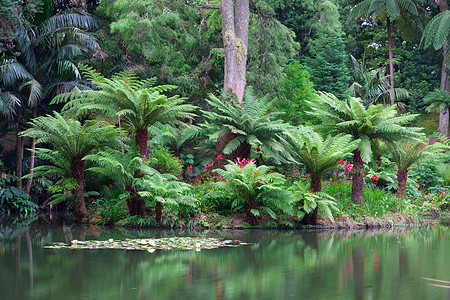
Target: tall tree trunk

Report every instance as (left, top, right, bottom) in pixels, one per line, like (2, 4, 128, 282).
(71, 156, 86, 221)
(135, 128, 149, 159)
(438, 1, 449, 136)
(302, 174, 322, 225)
(387, 17, 395, 106)
(396, 169, 408, 199)
(351, 149, 364, 205)
(155, 201, 162, 223)
(221, 0, 249, 104)
(25, 106, 38, 194)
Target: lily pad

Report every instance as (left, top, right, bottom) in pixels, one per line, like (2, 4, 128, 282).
(44, 237, 249, 251)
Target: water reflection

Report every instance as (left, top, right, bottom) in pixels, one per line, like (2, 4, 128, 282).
(1, 223, 450, 300)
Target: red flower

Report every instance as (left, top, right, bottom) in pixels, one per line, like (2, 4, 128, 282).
(216, 155, 223, 161)
(338, 159, 343, 164)
(187, 164, 193, 173)
(347, 206, 352, 209)
(363, 173, 366, 177)
(256, 147, 260, 152)
(372, 175, 379, 181)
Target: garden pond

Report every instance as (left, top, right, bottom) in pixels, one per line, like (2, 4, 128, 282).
(1, 220, 450, 300)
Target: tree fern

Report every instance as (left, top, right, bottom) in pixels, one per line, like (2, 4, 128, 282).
(200, 87, 291, 162)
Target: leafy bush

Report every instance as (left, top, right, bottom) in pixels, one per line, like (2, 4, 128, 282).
(148, 146, 183, 176)
(0, 172, 37, 216)
(214, 160, 290, 224)
(287, 180, 338, 222)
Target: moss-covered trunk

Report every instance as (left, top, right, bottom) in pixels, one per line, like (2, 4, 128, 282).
(244, 199, 258, 225)
(125, 185, 147, 216)
(396, 169, 408, 199)
(351, 149, 364, 205)
(71, 156, 86, 221)
(302, 175, 322, 225)
(135, 128, 149, 159)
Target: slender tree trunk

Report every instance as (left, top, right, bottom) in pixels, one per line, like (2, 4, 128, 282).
(221, 0, 249, 104)
(135, 128, 149, 159)
(396, 169, 408, 199)
(25, 106, 38, 194)
(439, 41, 449, 136)
(71, 156, 86, 221)
(387, 17, 395, 106)
(302, 175, 322, 225)
(438, 1, 449, 136)
(16, 131, 24, 189)
(351, 149, 364, 204)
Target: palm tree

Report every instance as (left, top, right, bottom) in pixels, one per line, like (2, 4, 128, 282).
(349, 0, 419, 105)
(53, 65, 196, 159)
(389, 139, 449, 198)
(285, 126, 359, 223)
(21, 112, 119, 221)
(0, 8, 100, 190)
(349, 55, 409, 107)
(307, 92, 423, 204)
(200, 87, 291, 162)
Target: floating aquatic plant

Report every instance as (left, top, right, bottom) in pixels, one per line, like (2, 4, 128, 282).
(44, 237, 248, 252)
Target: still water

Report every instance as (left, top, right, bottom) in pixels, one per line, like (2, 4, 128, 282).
(1, 222, 450, 300)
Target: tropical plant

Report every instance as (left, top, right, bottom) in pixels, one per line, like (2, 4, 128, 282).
(200, 87, 291, 162)
(0, 7, 100, 191)
(389, 138, 449, 198)
(147, 146, 183, 176)
(137, 173, 195, 224)
(287, 180, 338, 223)
(307, 92, 423, 204)
(349, 55, 409, 107)
(423, 89, 450, 136)
(0, 161, 38, 216)
(84, 147, 159, 216)
(20, 112, 119, 221)
(213, 161, 289, 225)
(52, 65, 196, 158)
(284, 126, 358, 223)
(349, 0, 419, 105)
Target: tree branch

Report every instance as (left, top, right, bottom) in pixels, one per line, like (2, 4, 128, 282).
(198, 4, 221, 10)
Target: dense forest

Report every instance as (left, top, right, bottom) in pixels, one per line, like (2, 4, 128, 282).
(0, 0, 449, 227)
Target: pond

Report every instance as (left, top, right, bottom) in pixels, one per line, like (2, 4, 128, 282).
(1, 221, 450, 300)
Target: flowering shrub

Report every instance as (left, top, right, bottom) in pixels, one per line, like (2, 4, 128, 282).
(234, 157, 256, 168)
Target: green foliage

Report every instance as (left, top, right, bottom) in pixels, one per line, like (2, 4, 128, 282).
(147, 146, 182, 176)
(420, 10, 450, 51)
(288, 180, 338, 222)
(305, 34, 351, 100)
(200, 87, 291, 161)
(423, 89, 450, 113)
(21, 112, 119, 160)
(349, 55, 409, 107)
(409, 160, 445, 191)
(214, 161, 290, 220)
(52, 65, 196, 154)
(276, 61, 316, 125)
(137, 174, 196, 214)
(307, 92, 423, 163)
(0, 170, 37, 216)
(285, 126, 359, 178)
(92, 195, 128, 225)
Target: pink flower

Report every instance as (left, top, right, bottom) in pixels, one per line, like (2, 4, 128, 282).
(363, 173, 366, 177)
(372, 175, 379, 181)
(204, 161, 214, 172)
(216, 155, 223, 161)
(338, 159, 343, 164)
(234, 157, 256, 168)
(187, 164, 193, 174)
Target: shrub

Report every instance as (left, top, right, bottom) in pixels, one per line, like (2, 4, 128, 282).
(148, 146, 183, 176)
